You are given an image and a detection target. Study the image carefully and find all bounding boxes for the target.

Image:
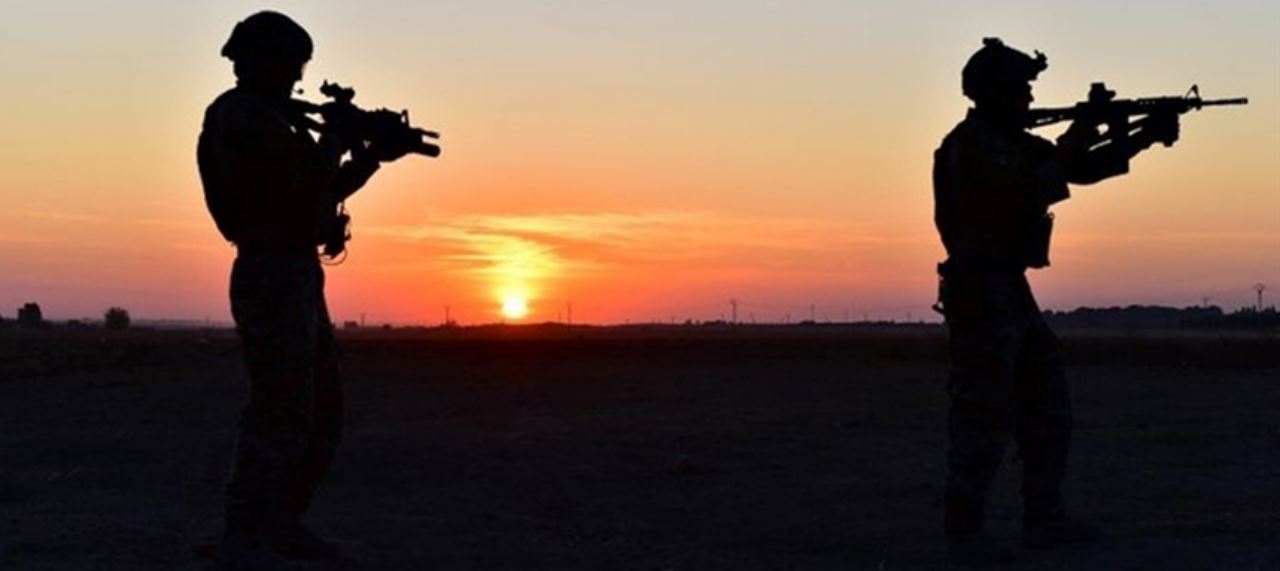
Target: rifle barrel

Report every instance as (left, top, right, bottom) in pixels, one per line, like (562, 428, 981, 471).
(1027, 95, 1248, 129)
(1201, 97, 1249, 107)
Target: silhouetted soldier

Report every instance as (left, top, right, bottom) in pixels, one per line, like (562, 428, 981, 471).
(197, 11, 412, 570)
(933, 38, 1179, 563)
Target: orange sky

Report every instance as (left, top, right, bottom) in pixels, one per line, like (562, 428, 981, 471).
(1, 1, 1277, 324)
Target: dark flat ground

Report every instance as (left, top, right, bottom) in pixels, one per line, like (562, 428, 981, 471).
(1, 326, 1277, 570)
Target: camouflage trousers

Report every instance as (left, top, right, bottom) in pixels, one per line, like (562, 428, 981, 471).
(226, 250, 342, 532)
(938, 271, 1071, 534)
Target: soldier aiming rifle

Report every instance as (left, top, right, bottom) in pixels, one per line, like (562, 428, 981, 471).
(196, 11, 439, 570)
(931, 37, 1243, 564)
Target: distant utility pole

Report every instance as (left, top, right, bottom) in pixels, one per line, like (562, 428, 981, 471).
(444, 304, 451, 325)
(730, 298, 739, 324)
(1254, 283, 1267, 310)
(567, 302, 573, 327)
(785, 312, 791, 325)
(1201, 297, 1210, 308)
(360, 312, 366, 328)
(810, 304, 816, 322)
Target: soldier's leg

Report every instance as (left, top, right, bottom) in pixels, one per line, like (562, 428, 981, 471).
(266, 329, 343, 561)
(1012, 314, 1072, 522)
(1012, 314, 1101, 547)
(225, 254, 321, 533)
(280, 272, 343, 519)
(944, 316, 1023, 534)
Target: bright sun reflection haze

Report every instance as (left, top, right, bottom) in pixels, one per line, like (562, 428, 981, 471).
(501, 293, 529, 320)
(471, 225, 562, 321)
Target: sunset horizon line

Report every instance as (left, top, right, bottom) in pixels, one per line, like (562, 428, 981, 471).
(8, 298, 1275, 329)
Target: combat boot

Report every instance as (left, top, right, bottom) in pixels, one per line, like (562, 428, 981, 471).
(263, 521, 342, 561)
(946, 531, 1016, 565)
(263, 522, 340, 563)
(215, 527, 305, 571)
(1021, 514, 1102, 549)
(943, 495, 1015, 564)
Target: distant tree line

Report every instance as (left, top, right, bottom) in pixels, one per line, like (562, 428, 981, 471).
(1043, 305, 1279, 330)
(1179, 306, 1280, 329)
(17, 302, 46, 329)
(104, 307, 131, 330)
(0, 303, 132, 330)
(1, 301, 1274, 331)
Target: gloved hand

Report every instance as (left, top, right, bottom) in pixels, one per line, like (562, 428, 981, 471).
(1054, 116, 1103, 173)
(317, 132, 345, 169)
(365, 129, 417, 163)
(1056, 116, 1103, 154)
(1143, 112, 1180, 147)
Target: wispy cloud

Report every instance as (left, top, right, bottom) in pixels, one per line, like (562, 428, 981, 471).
(14, 209, 105, 224)
(0, 233, 56, 245)
(134, 218, 213, 231)
(1066, 231, 1280, 244)
(363, 210, 928, 278)
(351, 209, 938, 313)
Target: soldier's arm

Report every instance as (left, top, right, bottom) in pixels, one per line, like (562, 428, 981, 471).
(1055, 121, 1129, 185)
(216, 97, 310, 160)
(331, 155, 381, 202)
(951, 133, 1068, 212)
(1056, 113, 1180, 185)
(210, 97, 325, 207)
(291, 130, 376, 204)
(328, 129, 423, 202)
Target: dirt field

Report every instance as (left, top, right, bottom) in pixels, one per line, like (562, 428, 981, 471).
(1, 326, 1277, 570)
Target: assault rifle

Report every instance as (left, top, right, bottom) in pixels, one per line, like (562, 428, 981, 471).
(290, 82, 440, 260)
(292, 81, 441, 158)
(1027, 83, 1247, 147)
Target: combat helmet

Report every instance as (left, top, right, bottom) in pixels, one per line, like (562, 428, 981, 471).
(221, 11, 313, 63)
(961, 37, 1047, 101)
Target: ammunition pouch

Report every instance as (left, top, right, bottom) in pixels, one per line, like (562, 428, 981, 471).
(1024, 212, 1054, 269)
(935, 269, 985, 321)
(321, 205, 351, 259)
(934, 259, 1027, 320)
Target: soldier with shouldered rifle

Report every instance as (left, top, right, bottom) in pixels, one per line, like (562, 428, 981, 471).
(932, 37, 1183, 564)
(197, 11, 421, 570)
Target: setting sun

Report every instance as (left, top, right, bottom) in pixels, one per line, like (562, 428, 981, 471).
(501, 295, 529, 320)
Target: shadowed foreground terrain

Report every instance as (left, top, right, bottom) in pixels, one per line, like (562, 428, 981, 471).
(2, 326, 1277, 570)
